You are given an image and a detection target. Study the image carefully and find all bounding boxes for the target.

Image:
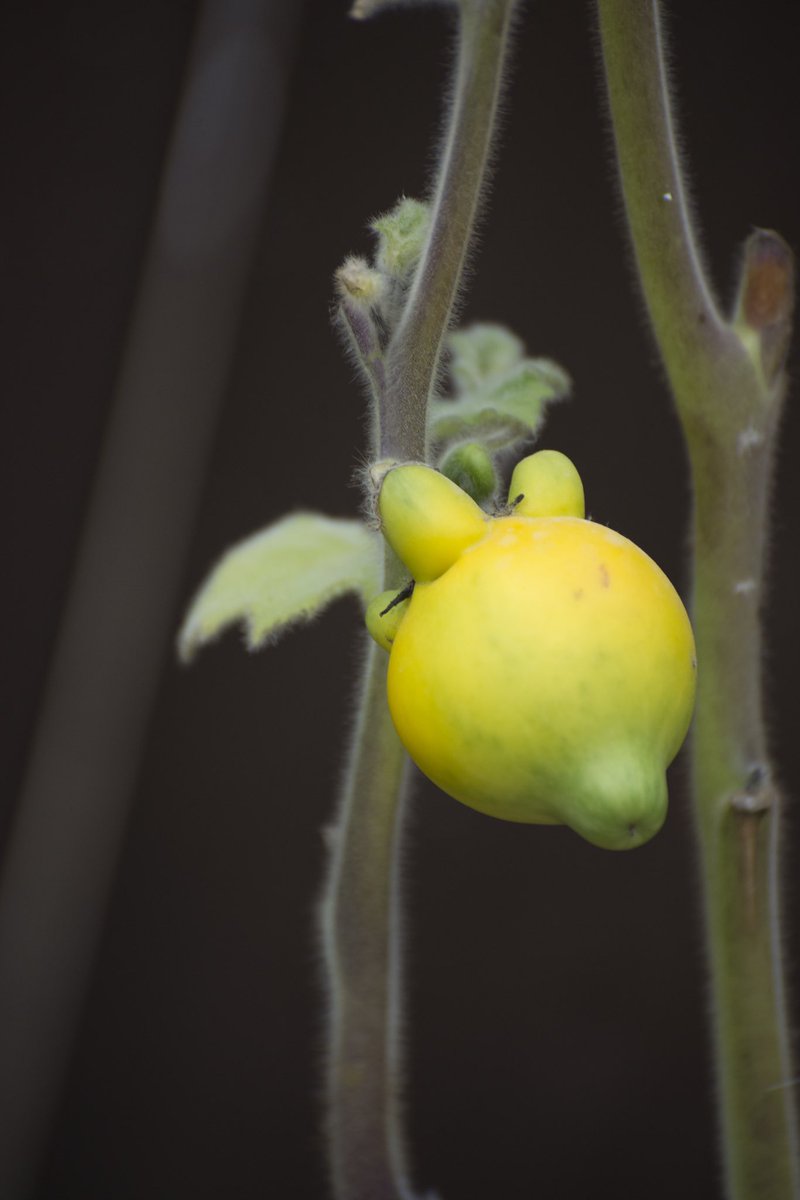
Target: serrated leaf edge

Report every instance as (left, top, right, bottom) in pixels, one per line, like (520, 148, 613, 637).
(178, 513, 382, 665)
(429, 356, 571, 447)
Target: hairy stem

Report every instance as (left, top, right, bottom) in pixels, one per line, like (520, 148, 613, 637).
(321, 639, 414, 1200)
(321, 3, 516, 1196)
(338, 295, 388, 429)
(381, 0, 518, 460)
(598, 3, 798, 1196)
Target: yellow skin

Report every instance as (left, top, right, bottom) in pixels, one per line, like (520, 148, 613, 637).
(369, 452, 696, 851)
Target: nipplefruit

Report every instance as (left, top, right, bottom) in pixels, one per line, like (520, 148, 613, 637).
(367, 451, 696, 851)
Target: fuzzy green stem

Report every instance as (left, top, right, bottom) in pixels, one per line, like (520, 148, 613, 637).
(337, 295, 388, 435)
(321, 3, 515, 1196)
(321, 639, 415, 1200)
(381, 0, 518, 460)
(598, 3, 798, 1197)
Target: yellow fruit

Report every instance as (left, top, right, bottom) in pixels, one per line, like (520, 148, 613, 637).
(370, 452, 697, 850)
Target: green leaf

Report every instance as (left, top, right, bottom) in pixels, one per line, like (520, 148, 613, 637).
(429, 323, 571, 454)
(448, 323, 525, 392)
(429, 357, 571, 451)
(178, 513, 382, 663)
(439, 441, 497, 504)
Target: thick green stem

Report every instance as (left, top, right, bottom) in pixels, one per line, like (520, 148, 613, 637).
(598, 3, 798, 1197)
(321, 3, 515, 1196)
(320, 639, 415, 1200)
(689, 421, 798, 1200)
(381, 0, 518, 460)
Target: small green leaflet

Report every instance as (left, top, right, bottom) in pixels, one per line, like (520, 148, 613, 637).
(370, 196, 430, 280)
(429, 323, 571, 453)
(178, 513, 382, 663)
(447, 324, 525, 392)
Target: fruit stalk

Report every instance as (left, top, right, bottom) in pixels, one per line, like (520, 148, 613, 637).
(321, 639, 414, 1200)
(597, 3, 798, 1196)
(320, 2, 517, 1196)
(381, 0, 518, 461)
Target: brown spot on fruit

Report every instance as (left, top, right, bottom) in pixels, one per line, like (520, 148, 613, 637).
(599, 564, 610, 588)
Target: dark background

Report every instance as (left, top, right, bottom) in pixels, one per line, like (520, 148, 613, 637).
(3, 1, 800, 1197)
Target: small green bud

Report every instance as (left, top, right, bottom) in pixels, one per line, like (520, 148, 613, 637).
(508, 450, 585, 519)
(439, 442, 497, 505)
(371, 197, 430, 280)
(335, 256, 385, 306)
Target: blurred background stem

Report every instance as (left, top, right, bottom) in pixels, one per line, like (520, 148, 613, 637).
(0, 2, 302, 1193)
(597, 3, 798, 1196)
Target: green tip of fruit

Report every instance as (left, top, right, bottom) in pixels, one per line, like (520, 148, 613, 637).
(508, 450, 585, 519)
(378, 464, 487, 582)
(561, 751, 668, 851)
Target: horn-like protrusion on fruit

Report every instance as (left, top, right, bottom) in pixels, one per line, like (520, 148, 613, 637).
(508, 449, 585, 519)
(365, 588, 411, 652)
(378, 464, 487, 582)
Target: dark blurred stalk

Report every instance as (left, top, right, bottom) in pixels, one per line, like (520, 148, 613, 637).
(0, 3, 302, 1194)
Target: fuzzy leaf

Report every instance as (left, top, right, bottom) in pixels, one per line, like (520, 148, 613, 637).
(448, 324, 525, 392)
(429, 358, 571, 451)
(178, 513, 382, 663)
